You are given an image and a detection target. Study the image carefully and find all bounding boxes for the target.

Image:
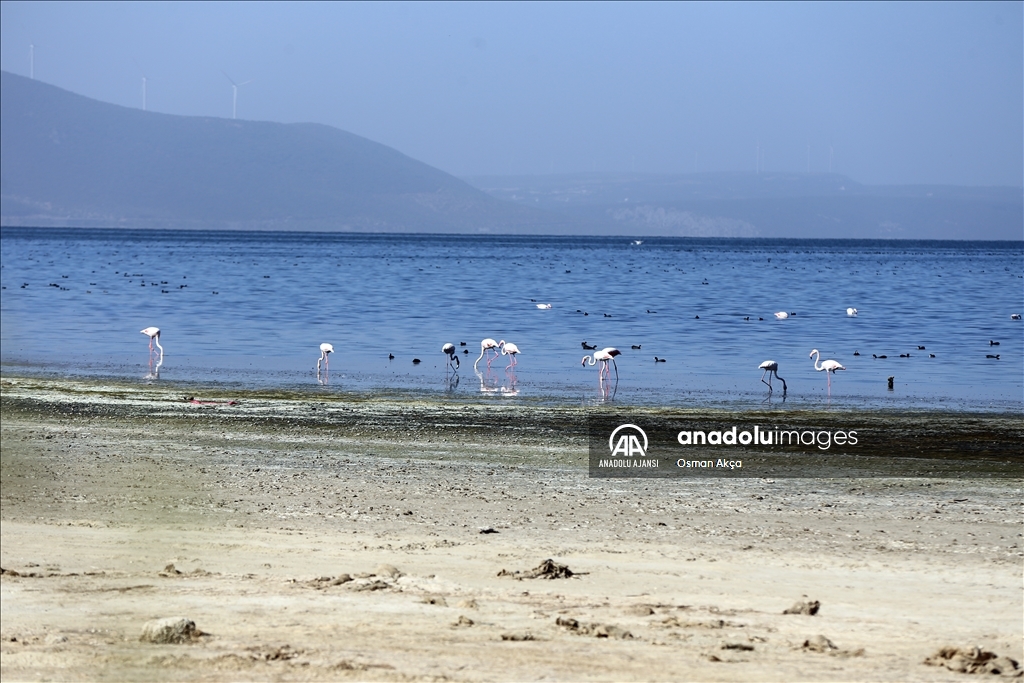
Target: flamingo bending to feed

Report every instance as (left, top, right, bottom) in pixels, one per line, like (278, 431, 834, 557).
(498, 340, 520, 369)
(582, 347, 621, 381)
(317, 343, 334, 375)
(442, 343, 460, 371)
(141, 327, 163, 363)
(475, 338, 500, 370)
(758, 360, 787, 393)
(846, 307, 858, 316)
(774, 312, 789, 319)
(809, 348, 845, 395)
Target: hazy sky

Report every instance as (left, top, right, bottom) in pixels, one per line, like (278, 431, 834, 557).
(2, 1, 1021, 186)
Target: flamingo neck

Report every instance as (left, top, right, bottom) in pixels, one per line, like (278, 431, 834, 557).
(811, 350, 823, 372)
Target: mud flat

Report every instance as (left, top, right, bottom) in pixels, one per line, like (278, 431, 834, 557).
(1, 375, 1022, 681)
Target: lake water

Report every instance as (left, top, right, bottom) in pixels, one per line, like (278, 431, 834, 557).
(1, 228, 1021, 411)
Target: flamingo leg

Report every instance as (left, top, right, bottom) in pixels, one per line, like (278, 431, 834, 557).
(761, 369, 771, 388)
(612, 358, 618, 382)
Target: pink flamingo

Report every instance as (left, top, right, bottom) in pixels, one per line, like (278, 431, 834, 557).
(582, 347, 621, 381)
(140, 327, 163, 363)
(809, 348, 845, 395)
(475, 338, 500, 370)
(498, 340, 520, 370)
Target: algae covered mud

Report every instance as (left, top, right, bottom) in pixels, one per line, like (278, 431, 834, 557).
(1, 374, 1022, 681)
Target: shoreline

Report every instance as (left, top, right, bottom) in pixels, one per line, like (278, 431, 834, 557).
(2, 373, 1022, 680)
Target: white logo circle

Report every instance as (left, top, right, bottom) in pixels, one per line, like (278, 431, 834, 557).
(608, 423, 648, 456)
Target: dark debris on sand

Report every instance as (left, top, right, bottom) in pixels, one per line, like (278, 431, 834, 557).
(924, 647, 1022, 676)
(498, 559, 576, 580)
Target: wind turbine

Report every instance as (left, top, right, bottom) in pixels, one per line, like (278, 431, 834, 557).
(133, 59, 147, 111)
(222, 71, 252, 119)
(29, 44, 34, 79)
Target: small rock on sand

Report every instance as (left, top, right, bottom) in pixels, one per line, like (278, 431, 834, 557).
(375, 564, 402, 579)
(501, 633, 536, 641)
(625, 605, 655, 616)
(803, 635, 837, 652)
(456, 598, 478, 609)
(783, 599, 820, 615)
(422, 596, 448, 606)
(140, 617, 199, 644)
(452, 615, 474, 627)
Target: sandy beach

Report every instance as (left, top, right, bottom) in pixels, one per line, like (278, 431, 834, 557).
(1, 375, 1021, 681)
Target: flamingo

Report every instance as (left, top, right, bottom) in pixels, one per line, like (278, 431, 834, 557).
(475, 338, 500, 370)
(846, 307, 858, 316)
(774, 312, 789, 319)
(535, 303, 552, 309)
(809, 349, 845, 395)
(317, 343, 334, 375)
(140, 327, 163, 363)
(758, 360, 787, 393)
(442, 343, 460, 371)
(582, 347, 621, 381)
(498, 340, 520, 369)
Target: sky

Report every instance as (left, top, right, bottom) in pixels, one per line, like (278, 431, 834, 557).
(1, 1, 1021, 186)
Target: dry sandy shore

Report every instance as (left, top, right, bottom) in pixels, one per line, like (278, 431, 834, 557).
(1, 376, 1022, 682)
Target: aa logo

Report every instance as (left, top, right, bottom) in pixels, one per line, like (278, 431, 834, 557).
(609, 424, 648, 457)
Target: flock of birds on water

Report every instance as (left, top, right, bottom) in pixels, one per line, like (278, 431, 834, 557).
(139, 304, 1020, 398)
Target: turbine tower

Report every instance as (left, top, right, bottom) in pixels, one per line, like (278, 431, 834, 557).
(222, 71, 252, 120)
(29, 44, 34, 79)
(133, 59, 147, 111)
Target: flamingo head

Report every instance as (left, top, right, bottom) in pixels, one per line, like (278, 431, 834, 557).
(809, 349, 819, 358)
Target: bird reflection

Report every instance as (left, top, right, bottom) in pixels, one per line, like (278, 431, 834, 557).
(475, 367, 502, 394)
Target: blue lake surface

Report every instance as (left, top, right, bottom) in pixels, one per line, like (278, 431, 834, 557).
(2, 228, 1022, 411)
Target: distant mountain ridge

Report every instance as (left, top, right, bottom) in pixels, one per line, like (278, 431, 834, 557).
(0, 71, 556, 232)
(464, 173, 1024, 240)
(2, 71, 1020, 238)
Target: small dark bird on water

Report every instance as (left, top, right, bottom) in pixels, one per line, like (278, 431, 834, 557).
(873, 354, 888, 359)
(654, 357, 666, 362)
(631, 345, 641, 350)
(929, 353, 935, 357)
(604, 313, 612, 317)
(917, 346, 926, 350)
(990, 340, 1000, 346)
(758, 317, 764, 321)
(647, 310, 657, 313)
(986, 354, 1000, 359)
(694, 315, 700, 319)
(388, 353, 395, 360)
(887, 376, 895, 390)
(412, 358, 421, 364)
(744, 316, 750, 321)
(900, 353, 910, 358)
(582, 342, 597, 350)
(853, 351, 860, 356)
(459, 341, 467, 346)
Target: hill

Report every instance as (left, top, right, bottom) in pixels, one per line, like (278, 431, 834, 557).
(0, 71, 556, 232)
(465, 173, 1023, 240)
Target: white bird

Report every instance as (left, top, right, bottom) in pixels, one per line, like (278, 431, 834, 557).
(475, 338, 500, 370)
(498, 340, 520, 369)
(535, 303, 552, 309)
(442, 342, 460, 371)
(140, 326, 163, 362)
(582, 347, 621, 381)
(809, 349, 845, 395)
(758, 360, 787, 393)
(317, 343, 334, 375)
(774, 311, 789, 319)
(847, 307, 858, 316)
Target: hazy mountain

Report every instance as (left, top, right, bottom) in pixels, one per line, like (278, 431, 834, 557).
(0, 71, 559, 232)
(465, 173, 1024, 240)
(3, 71, 1019, 239)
